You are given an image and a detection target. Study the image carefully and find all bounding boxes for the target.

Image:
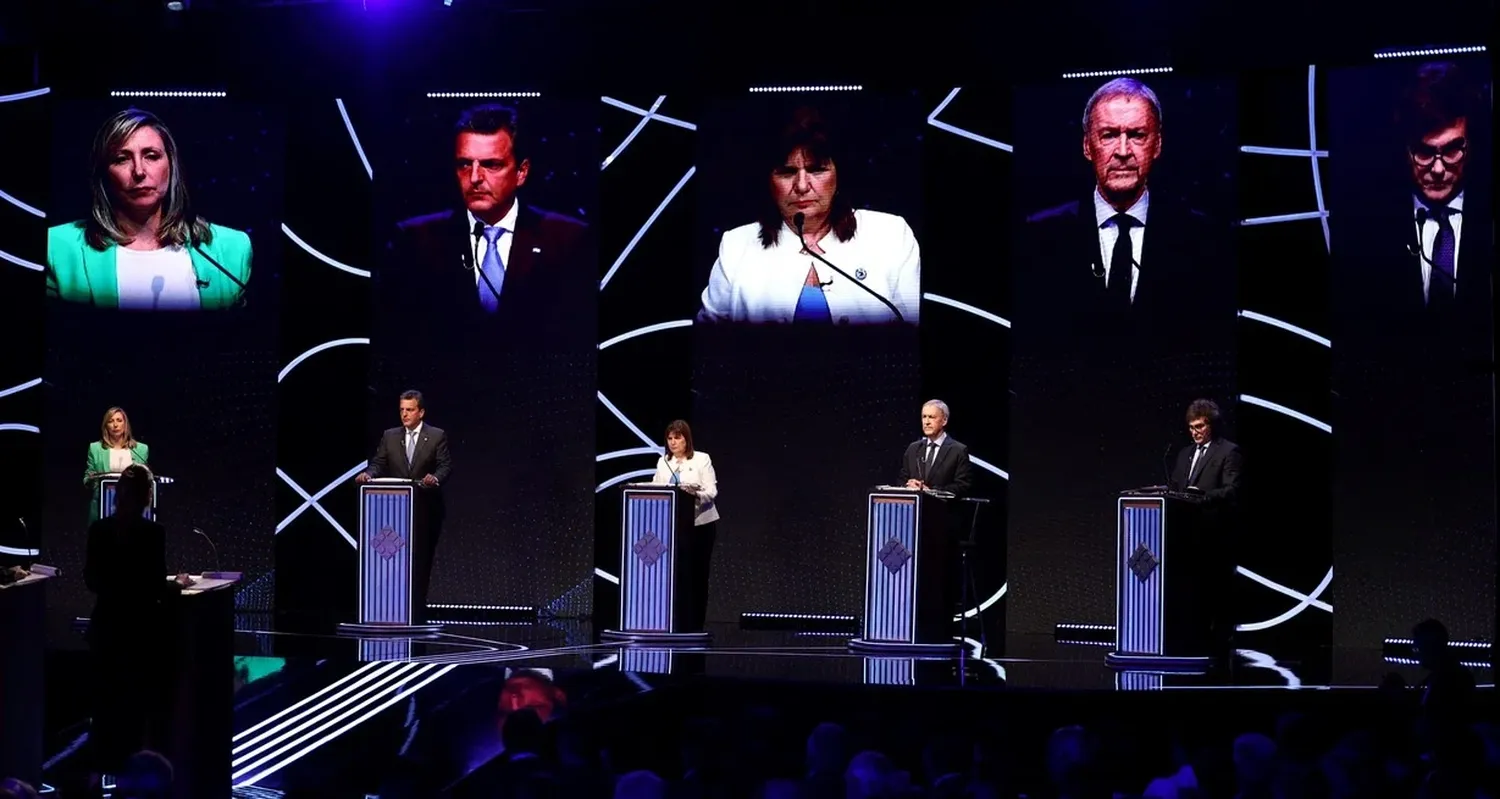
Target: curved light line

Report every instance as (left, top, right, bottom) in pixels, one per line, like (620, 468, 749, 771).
(603, 95, 665, 170)
(277, 337, 369, 383)
(600, 96, 698, 131)
(955, 637, 1008, 679)
(0, 423, 40, 434)
(596, 468, 656, 493)
(0, 378, 42, 399)
(1239, 394, 1331, 433)
(598, 319, 693, 350)
(954, 582, 1006, 620)
(1307, 65, 1331, 254)
(1235, 649, 1303, 688)
(968, 455, 1009, 481)
(0, 545, 39, 557)
(594, 568, 620, 585)
(1241, 210, 1328, 226)
(0, 247, 44, 271)
(0, 87, 49, 103)
(1240, 146, 1328, 158)
(923, 293, 1011, 328)
(597, 447, 662, 462)
(0, 188, 44, 218)
(1237, 567, 1334, 632)
(597, 391, 657, 448)
(1238, 310, 1330, 347)
(927, 88, 1014, 153)
(335, 98, 373, 181)
(281, 224, 371, 278)
(600, 166, 695, 290)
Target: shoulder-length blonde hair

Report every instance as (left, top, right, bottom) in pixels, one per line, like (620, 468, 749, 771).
(100, 406, 138, 450)
(85, 108, 213, 251)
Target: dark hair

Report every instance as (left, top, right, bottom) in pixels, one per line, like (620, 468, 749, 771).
(114, 464, 154, 520)
(399, 390, 424, 410)
(1396, 62, 1478, 143)
(455, 103, 527, 162)
(1185, 398, 1221, 425)
(665, 419, 695, 459)
(757, 106, 857, 248)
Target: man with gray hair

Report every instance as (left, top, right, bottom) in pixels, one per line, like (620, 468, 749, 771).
(899, 399, 973, 497)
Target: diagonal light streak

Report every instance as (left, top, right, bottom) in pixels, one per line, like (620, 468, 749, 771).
(0, 423, 40, 434)
(281, 224, 370, 278)
(275, 462, 367, 546)
(232, 662, 384, 744)
(278, 337, 369, 383)
(595, 568, 620, 584)
(1241, 145, 1328, 158)
(597, 391, 656, 448)
(599, 166, 695, 290)
(1239, 394, 1331, 434)
(598, 320, 693, 350)
(927, 88, 1014, 152)
(0, 378, 42, 399)
(335, 98, 373, 180)
(0, 247, 44, 271)
(0, 188, 44, 218)
(603, 95, 666, 170)
(0, 87, 49, 103)
(969, 455, 1009, 481)
(923, 293, 1011, 327)
(600, 96, 698, 131)
(233, 663, 428, 766)
(1240, 210, 1328, 226)
(0, 545, 39, 556)
(1238, 310, 1330, 347)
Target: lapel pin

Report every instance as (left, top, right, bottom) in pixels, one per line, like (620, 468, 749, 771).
(854, 268, 867, 280)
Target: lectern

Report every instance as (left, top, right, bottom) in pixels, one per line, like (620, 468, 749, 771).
(0, 565, 57, 789)
(340, 478, 439, 636)
(166, 573, 239, 799)
(1106, 490, 1214, 670)
(99, 472, 160, 519)
(602, 484, 709, 644)
(848, 488, 960, 654)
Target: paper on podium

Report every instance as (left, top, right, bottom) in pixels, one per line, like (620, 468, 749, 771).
(167, 574, 238, 595)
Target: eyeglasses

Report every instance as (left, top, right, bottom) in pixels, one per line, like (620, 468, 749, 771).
(1409, 139, 1467, 167)
(1187, 421, 1210, 432)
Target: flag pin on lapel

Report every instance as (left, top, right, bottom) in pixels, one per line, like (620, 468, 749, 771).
(854, 268, 867, 280)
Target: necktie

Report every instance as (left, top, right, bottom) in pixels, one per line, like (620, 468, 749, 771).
(926, 442, 937, 465)
(1188, 444, 1206, 483)
(405, 430, 416, 466)
(1108, 213, 1136, 305)
(793, 264, 832, 323)
(479, 227, 506, 312)
(1428, 207, 1456, 307)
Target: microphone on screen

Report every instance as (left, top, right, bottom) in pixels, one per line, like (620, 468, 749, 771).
(470, 220, 485, 270)
(1407, 208, 1427, 259)
(150, 275, 165, 310)
(792, 212, 905, 323)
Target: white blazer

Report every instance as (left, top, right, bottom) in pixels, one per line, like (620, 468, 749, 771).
(697, 209, 921, 325)
(652, 451, 719, 526)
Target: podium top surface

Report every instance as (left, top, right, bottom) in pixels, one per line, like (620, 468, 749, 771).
(166, 574, 240, 595)
(623, 482, 693, 490)
(99, 472, 175, 484)
(0, 571, 53, 590)
(871, 486, 958, 500)
(367, 477, 416, 485)
(1119, 486, 1207, 503)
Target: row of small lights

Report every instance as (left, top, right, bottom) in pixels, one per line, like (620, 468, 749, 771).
(1061, 66, 1172, 80)
(427, 91, 541, 98)
(110, 90, 226, 97)
(1374, 45, 1486, 59)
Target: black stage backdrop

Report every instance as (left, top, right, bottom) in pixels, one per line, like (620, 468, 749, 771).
(1328, 56, 1496, 649)
(41, 97, 284, 646)
(368, 96, 599, 611)
(1007, 74, 1239, 635)
(690, 90, 924, 621)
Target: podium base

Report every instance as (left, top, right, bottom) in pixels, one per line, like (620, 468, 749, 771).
(337, 622, 442, 637)
(601, 629, 712, 645)
(848, 638, 962, 656)
(1105, 651, 1213, 672)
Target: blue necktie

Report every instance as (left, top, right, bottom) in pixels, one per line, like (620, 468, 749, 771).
(479, 227, 505, 312)
(1429, 207, 1456, 306)
(793, 265, 832, 323)
(406, 430, 416, 466)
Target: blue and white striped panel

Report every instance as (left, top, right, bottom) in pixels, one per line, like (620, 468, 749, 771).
(1118, 500, 1165, 655)
(864, 496, 919, 643)
(621, 492, 675, 634)
(863, 657, 915, 685)
(360, 488, 413, 625)
(99, 480, 153, 519)
(622, 647, 672, 674)
(1116, 671, 1164, 691)
(359, 638, 411, 662)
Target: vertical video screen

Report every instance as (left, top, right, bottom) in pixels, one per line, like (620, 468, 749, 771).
(690, 90, 924, 619)
(1008, 74, 1239, 633)
(369, 96, 599, 609)
(1328, 57, 1495, 647)
(42, 98, 285, 640)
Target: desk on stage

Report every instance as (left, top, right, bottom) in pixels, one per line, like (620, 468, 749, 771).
(0, 565, 58, 788)
(849, 488, 960, 655)
(340, 478, 439, 637)
(166, 572, 240, 799)
(602, 484, 709, 644)
(1107, 489, 1215, 670)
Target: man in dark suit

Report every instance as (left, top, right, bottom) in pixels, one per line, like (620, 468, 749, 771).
(1170, 398, 1242, 503)
(899, 399, 973, 497)
(357, 390, 453, 621)
(1169, 398, 1241, 660)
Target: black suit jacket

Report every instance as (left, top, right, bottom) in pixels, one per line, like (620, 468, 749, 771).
(368, 424, 453, 494)
(1171, 437, 1242, 503)
(898, 436, 973, 497)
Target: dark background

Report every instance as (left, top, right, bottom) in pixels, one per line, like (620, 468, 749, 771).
(41, 98, 284, 647)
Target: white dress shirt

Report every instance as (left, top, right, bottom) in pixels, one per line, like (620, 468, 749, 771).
(1093, 188, 1149, 304)
(469, 201, 520, 289)
(653, 451, 720, 525)
(921, 432, 947, 465)
(115, 245, 201, 310)
(108, 448, 133, 473)
(697, 209, 921, 325)
(1414, 191, 1464, 302)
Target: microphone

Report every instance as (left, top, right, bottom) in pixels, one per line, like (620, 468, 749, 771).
(663, 449, 682, 485)
(1091, 258, 1105, 278)
(150, 275, 165, 309)
(190, 243, 249, 294)
(793, 212, 905, 323)
(1163, 443, 1176, 490)
(1407, 207, 1431, 261)
(192, 527, 222, 573)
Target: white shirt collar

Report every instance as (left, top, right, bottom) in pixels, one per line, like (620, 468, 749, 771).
(469, 200, 520, 234)
(405, 423, 423, 437)
(926, 432, 948, 448)
(1094, 188, 1150, 229)
(1414, 190, 1464, 218)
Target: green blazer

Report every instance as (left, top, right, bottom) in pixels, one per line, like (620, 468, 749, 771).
(86, 441, 150, 523)
(47, 221, 253, 309)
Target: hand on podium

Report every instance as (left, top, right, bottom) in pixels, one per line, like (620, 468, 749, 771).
(174, 573, 195, 588)
(355, 472, 370, 484)
(905, 479, 926, 490)
(421, 474, 439, 487)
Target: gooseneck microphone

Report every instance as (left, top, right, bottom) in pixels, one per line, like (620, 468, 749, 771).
(469, 220, 504, 302)
(192, 527, 222, 573)
(190, 242, 249, 294)
(1162, 443, 1176, 490)
(793, 212, 905, 323)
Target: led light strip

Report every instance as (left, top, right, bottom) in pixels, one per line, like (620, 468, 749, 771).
(232, 662, 408, 752)
(110, 90, 227, 97)
(1373, 45, 1486, 59)
(426, 91, 540, 98)
(749, 85, 862, 93)
(1061, 67, 1172, 80)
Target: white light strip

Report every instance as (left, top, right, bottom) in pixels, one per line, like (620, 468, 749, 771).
(0, 545, 39, 556)
(596, 469, 656, 493)
(0, 87, 49, 103)
(600, 96, 697, 131)
(0, 247, 44, 271)
(426, 91, 540, 98)
(954, 582, 1007, 620)
(596, 447, 662, 462)
(110, 90, 226, 97)
(1373, 45, 1486, 59)
(274, 463, 367, 545)
(1240, 210, 1329, 226)
(1061, 66, 1173, 79)
(1057, 623, 1115, 631)
(277, 337, 369, 383)
(1241, 145, 1328, 158)
(1237, 649, 1303, 689)
(599, 166, 695, 289)
(597, 391, 656, 448)
(1239, 394, 1331, 433)
(598, 319, 693, 350)
(235, 665, 455, 788)
(923, 293, 1011, 327)
(0, 188, 45, 218)
(927, 88, 1014, 152)
(232, 662, 390, 747)
(427, 603, 532, 611)
(749, 85, 862, 93)
(1238, 310, 1330, 347)
(603, 95, 666, 170)
(743, 612, 856, 620)
(1307, 66, 1331, 253)
(969, 455, 1009, 481)
(1236, 566, 1334, 632)
(1386, 655, 1490, 669)
(1385, 637, 1491, 649)
(0, 423, 41, 434)
(281, 224, 370, 278)
(0, 377, 42, 399)
(594, 568, 620, 584)
(335, 98, 373, 181)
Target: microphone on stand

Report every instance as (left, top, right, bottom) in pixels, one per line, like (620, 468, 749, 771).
(1407, 208, 1428, 260)
(1163, 443, 1176, 491)
(793, 212, 905, 323)
(192, 527, 222, 573)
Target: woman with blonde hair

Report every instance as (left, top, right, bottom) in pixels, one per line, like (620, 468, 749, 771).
(84, 407, 150, 523)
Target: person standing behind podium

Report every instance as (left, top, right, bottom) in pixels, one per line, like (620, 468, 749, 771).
(652, 420, 718, 632)
(84, 407, 150, 524)
(899, 400, 973, 497)
(1169, 399, 1242, 502)
(356, 390, 453, 621)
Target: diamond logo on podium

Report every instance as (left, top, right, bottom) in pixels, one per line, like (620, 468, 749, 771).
(1128, 543, 1158, 583)
(877, 539, 912, 574)
(373, 526, 406, 560)
(634, 532, 666, 566)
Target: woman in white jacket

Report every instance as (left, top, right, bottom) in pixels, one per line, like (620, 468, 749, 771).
(653, 419, 719, 631)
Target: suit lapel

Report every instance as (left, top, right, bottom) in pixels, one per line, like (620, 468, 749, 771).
(508, 205, 538, 283)
(928, 439, 950, 480)
(83, 243, 119, 308)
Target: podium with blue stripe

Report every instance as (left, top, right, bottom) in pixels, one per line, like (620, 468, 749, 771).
(1106, 492, 1213, 671)
(602, 485, 709, 644)
(339, 479, 439, 636)
(98, 474, 157, 520)
(849, 489, 959, 654)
